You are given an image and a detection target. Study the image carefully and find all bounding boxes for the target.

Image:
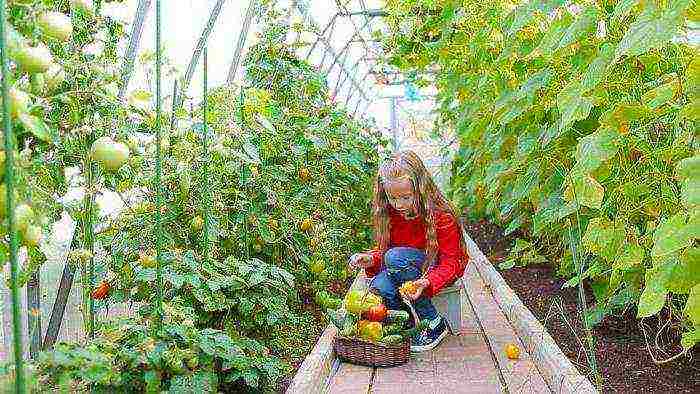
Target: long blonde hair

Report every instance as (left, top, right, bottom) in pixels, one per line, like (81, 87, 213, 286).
(372, 150, 466, 272)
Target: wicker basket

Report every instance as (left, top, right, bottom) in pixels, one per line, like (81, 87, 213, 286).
(333, 335, 410, 367)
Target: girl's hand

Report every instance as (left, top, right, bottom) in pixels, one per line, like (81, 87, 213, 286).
(348, 253, 373, 269)
(407, 278, 430, 300)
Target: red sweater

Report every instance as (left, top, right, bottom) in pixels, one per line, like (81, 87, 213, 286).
(365, 208, 469, 297)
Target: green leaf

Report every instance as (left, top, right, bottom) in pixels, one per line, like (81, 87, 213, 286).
(686, 55, 700, 101)
(242, 141, 261, 164)
(144, 370, 161, 394)
(256, 114, 275, 132)
(675, 155, 700, 181)
(614, 243, 644, 270)
(557, 81, 593, 130)
(599, 103, 651, 127)
(681, 329, 700, 349)
(18, 113, 54, 143)
(612, 0, 639, 23)
(581, 217, 626, 262)
(686, 284, 700, 329)
(637, 262, 674, 318)
(573, 127, 620, 173)
(557, 6, 598, 50)
(680, 178, 700, 210)
(667, 248, 700, 294)
(581, 43, 616, 91)
(614, 0, 690, 62)
(652, 213, 692, 263)
(536, 13, 572, 56)
(564, 173, 604, 209)
(641, 80, 678, 109)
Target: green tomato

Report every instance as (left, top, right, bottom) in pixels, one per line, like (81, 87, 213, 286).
(44, 63, 66, 92)
(14, 44, 53, 74)
(8, 87, 29, 119)
(310, 260, 325, 275)
(90, 137, 130, 171)
(13, 204, 34, 233)
(30, 74, 46, 96)
(190, 216, 204, 232)
(22, 224, 42, 247)
(186, 356, 199, 370)
(38, 12, 73, 42)
(70, 0, 94, 16)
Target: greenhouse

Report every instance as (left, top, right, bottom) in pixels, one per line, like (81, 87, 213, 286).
(0, 0, 697, 392)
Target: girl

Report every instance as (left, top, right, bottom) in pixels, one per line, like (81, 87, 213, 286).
(349, 150, 469, 352)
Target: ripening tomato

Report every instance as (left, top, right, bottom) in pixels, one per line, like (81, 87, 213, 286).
(22, 224, 42, 247)
(363, 304, 388, 322)
(505, 343, 520, 359)
(300, 218, 313, 232)
(91, 281, 110, 300)
(38, 12, 73, 42)
(399, 281, 419, 298)
(299, 167, 310, 181)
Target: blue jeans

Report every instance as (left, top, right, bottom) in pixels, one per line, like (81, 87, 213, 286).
(369, 247, 439, 321)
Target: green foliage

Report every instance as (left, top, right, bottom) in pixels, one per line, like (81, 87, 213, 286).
(0, 1, 385, 392)
(382, 0, 699, 352)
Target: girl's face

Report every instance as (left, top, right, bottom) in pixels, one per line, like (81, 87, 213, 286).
(384, 178, 418, 219)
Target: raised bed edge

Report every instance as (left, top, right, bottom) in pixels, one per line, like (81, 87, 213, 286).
(463, 232, 599, 394)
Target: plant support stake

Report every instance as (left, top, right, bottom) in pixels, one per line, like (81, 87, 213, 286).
(0, 0, 26, 390)
(154, 0, 164, 332)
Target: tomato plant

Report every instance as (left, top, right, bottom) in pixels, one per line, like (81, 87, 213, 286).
(0, 1, 385, 392)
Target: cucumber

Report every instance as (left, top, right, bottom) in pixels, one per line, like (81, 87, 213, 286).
(383, 323, 402, 336)
(327, 309, 346, 330)
(386, 310, 409, 324)
(341, 317, 356, 337)
(399, 320, 429, 340)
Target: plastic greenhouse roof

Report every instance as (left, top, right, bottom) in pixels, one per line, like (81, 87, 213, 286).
(106, 0, 441, 140)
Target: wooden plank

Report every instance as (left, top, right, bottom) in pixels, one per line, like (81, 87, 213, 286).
(324, 362, 372, 394)
(463, 233, 596, 393)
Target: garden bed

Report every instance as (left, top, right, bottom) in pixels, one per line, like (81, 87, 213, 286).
(463, 218, 700, 393)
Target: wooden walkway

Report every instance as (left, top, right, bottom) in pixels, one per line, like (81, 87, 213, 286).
(323, 263, 551, 394)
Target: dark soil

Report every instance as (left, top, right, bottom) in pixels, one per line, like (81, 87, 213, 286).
(462, 218, 700, 394)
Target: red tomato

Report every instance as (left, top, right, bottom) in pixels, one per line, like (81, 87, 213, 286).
(363, 304, 388, 322)
(91, 281, 110, 300)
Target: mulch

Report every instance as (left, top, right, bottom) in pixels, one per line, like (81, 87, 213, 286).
(462, 218, 700, 394)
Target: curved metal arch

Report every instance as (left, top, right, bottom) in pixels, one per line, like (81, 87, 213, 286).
(227, 0, 257, 83)
(323, 16, 374, 78)
(175, 0, 227, 108)
(118, 0, 151, 100)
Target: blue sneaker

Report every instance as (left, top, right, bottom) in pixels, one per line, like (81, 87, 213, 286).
(410, 317, 449, 352)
